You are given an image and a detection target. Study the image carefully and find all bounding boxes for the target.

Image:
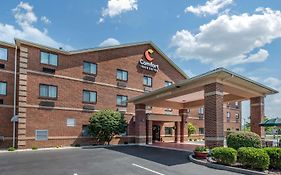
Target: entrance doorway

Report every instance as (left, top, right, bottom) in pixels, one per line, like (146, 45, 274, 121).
(152, 125, 160, 141)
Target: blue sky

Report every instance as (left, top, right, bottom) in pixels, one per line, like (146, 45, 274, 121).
(0, 0, 281, 121)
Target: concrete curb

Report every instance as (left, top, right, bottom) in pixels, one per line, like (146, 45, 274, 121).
(189, 154, 266, 175)
(81, 143, 140, 149)
(0, 146, 79, 153)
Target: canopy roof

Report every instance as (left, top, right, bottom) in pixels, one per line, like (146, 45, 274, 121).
(129, 68, 278, 109)
(260, 118, 281, 127)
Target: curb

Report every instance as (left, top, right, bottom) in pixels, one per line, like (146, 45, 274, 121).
(81, 143, 140, 149)
(189, 154, 266, 175)
(0, 146, 79, 154)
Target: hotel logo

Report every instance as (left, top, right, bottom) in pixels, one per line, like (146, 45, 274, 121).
(139, 49, 159, 72)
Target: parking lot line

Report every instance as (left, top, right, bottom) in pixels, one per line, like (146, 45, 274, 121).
(132, 163, 166, 175)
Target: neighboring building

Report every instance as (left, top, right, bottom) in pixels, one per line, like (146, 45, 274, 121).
(0, 39, 241, 148)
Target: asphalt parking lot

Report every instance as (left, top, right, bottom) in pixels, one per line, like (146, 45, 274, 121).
(0, 145, 240, 175)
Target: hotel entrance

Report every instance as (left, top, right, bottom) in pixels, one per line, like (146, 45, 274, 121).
(152, 125, 161, 142)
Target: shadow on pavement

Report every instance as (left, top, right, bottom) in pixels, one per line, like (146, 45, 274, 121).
(104, 145, 192, 166)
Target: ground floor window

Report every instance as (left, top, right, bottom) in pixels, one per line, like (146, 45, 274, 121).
(199, 128, 205, 134)
(67, 118, 76, 127)
(35, 130, 48, 141)
(82, 125, 90, 136)
(165, 127, 173, 136)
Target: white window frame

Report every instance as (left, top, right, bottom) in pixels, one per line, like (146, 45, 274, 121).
(67, 118, 76, 127)
(143, 76, 152, 87)
(35, 130, 48, 141)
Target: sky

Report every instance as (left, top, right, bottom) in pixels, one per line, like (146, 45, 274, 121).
(0, 0, 281, 122)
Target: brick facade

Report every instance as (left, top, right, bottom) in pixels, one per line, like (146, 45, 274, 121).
(0, 40, 242, 148)
(204, 83, 224, 148)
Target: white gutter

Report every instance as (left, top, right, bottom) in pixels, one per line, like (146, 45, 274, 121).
(12, 45, 17, 148)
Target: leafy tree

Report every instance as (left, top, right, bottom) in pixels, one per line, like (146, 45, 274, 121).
(89, 109, 127, 145)
(187, 122, 196, 137)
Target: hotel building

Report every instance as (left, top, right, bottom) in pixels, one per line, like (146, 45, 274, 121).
(0, 39, 241, 148)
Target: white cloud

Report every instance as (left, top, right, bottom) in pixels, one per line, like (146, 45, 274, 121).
(185, 0, 233, 16)
(99, 38, 120, 47)
(171, 8, 281, 67)
(99, 0, 138, 22)
(41, 16, 51, 24)
(0, 2, 72, 50)
(263, 77, 281, 117)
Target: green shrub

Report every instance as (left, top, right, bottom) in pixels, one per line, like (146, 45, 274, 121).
(264, 147, 281, 169)
(8, 147, 16, 151)
(237, 147, 269, 171)
(211, 147, 237, 165)
(32, 146, 38, 150)
(194, 146, 208, 152)
(227, 131, 262, 150)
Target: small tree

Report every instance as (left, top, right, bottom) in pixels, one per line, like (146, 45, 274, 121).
(187, 122, 196, 137)
(89, 109, 127, 145)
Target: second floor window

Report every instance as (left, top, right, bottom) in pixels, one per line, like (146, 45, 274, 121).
(83, 90, 97, 103)
(40, 51, 58, 66)
(143, 76, 152, 87)
(0, 82, 7, 95)
(0, 48, 8, 61)
(165, 81, 173, 87)
(198, 107, 204, 114)
(39, 84, 57, 98)
(227, 112, 231, 121)
(83, 62, 97, 75)
(117, 95, 128, 107)
(117, 69, 128, 81)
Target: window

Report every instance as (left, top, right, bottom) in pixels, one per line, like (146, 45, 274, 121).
(0, 82, 7, 95)
(227, 128, 231, 131)
(143, 76, 152, 87)
(198, 107, 204, 114)
(35, 130, 48, 141)
(117, 69, 128, 81)
(236, 128, 240, 131)
(227, 112, 231, 118)
(165, 127, 173, 135)
(199, 128, 205, 134)
(67, 118, 76, 127)
(235, 113, 239, 119)
(83, 62, 97, 75)
(165, 81, 173, 87)
(226, 112, 231, 122)
(83, 90, 97, 103)
(0, 48, 7, 61)
(40, 51, 58, 66)
(117, 95, 128, 107)
(39, 84, 57, 98)
(82, 125, 90, 136)
(235, 101, 239, 106)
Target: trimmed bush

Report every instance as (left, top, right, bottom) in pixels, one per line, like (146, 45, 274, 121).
(238, 147, 269, 171)
(211, 147, 237, 165)
(227, 131, 262, 150)
(32, 146, 38, 150)
(264, 147, 281, 169)
(7, 147, 16, 151)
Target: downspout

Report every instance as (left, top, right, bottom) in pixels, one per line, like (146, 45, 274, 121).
(12, 45, 18, 148)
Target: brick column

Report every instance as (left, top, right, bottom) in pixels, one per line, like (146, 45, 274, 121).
(179, 109, 188, 143)
(135, 104, 147, 144)
(146, 120, 152, 144)
(250, 97, 265, 138)
(17, 46, 29, 149)
(204, 83, 224, 148)
(175, 121, 180, 143)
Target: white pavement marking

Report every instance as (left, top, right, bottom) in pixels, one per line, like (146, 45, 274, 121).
(132, 163, 166, 175)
